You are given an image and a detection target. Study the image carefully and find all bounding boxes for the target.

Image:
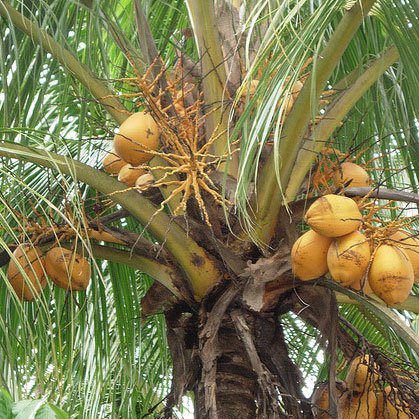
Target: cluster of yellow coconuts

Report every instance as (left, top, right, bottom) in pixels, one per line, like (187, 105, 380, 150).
(6, 244, 90, 301)
(312, 355, 413, 418)
(291, 192, 418, 306)
(102, 111, 159, 188)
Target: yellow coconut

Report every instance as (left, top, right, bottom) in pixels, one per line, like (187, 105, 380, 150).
(338, 390, 377, 419)
(311, 381, 346, 418)
(6, 244, 46, 301)
(346, 355, 379, 394)
(282, 94, 295, 115)
(333, 162, 371, 189)
(118, 164, 146, 187)
(327, 231, 371, 286)
(390, 229, 419, 284)
(376, 386, 411, 419)
(368, 245, 414, 306)
(102, 151, 127, 174)
(45, 247, 91, 291)
(114, 111, 160, 166)
(135, 173, 154, 190)
(241, 79, 259, 97)
(281, 80, 303, 115)
(305, 194, 362, 238)
(291, 230, 333, 280)
(291, 80, 304, 97)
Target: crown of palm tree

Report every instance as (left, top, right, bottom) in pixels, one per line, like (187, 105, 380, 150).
(0, 0, 417, 417)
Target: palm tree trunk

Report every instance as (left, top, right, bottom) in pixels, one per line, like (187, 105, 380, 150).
(194, 321, 258, 418)
(166, 299, 313, 418)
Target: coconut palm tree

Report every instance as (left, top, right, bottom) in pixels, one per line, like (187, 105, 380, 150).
(0, 0, 418, 417)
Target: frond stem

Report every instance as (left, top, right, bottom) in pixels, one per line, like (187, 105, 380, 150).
(88, 244, 182, 299)
(185, 0, 237, 177)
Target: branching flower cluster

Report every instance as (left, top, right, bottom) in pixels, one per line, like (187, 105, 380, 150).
(108, 62, 235, 226)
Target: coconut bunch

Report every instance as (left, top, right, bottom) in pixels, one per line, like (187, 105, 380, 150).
(102, 111, 157, 189)
(5, 244, 91, 301)
(311, 355, 414, 418)
(291, 194, 417, 306)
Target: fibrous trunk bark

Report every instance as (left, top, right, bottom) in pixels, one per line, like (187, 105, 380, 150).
(193, 310, 313, 418)
(164, 291, 313, 419)
(194, 320, 259, 418)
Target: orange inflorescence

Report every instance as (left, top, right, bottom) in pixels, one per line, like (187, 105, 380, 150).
(309, 146, 345, 194)
(5, 193, 121, 247)
(361, 203, 418, 245)
(106, 60, 235, 226)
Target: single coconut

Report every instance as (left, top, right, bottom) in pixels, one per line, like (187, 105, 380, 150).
(327, 231, 371, 286)
(114, 111, 160, 166)
(118, 164, 146, 187)
(102, 151, 127, 174)
(6, 244, 46, 301)
(45, 247, 91, 291)
(291, 80, 304, 98)
(311, 381, 346, 418)
(376, 386, 411, 419)
(283, 94, 295, 115)
(241, 79, 259, 97)
(291, 230, 333, 280)
(305, 194, 362, 238)
(282, 80, 303, 115)
(346, 355, 379, 394)
(338, 390, 377, 419)
(390, 229, 419, 283)
(135, 173, 154, 190)
(368, 245, 414, 306)
(333, 162, 371, 189)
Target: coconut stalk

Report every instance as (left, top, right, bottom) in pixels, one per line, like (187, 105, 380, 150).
(285, 46, 400, 201)
(318, 280, 419, 353)
(0, 142, 222, 299)
(80, 244, 183, 299)
(252, 0, 377, 247)
(185, 0, 238, 177)
(335, 293, 419, 315)
(343, 186, 419, 204)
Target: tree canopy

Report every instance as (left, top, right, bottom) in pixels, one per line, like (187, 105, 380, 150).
(0, 0, 418, 417)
